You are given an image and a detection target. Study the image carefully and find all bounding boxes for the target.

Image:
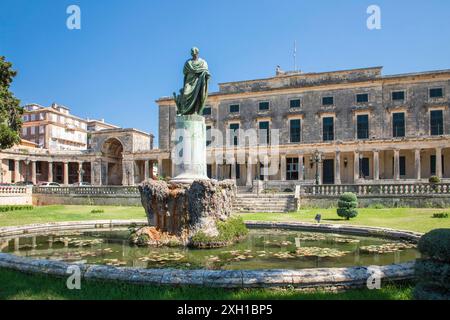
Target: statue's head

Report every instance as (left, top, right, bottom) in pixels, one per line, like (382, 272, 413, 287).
(191, 47, 199, 59)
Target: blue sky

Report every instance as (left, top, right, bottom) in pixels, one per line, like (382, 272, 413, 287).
(1, 0, 450, 146)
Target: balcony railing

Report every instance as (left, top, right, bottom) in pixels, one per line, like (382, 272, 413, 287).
(0, 186, 30, 194)
(302, 183, 450, 196)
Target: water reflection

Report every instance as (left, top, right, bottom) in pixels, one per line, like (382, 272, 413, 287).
(1, 229, 419, 271)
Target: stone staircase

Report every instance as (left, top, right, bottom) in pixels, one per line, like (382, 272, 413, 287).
(233, 192, 298, 213)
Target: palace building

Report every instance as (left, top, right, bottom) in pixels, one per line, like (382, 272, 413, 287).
(1, 66, 449, 188)
(157, 66, 450, 188)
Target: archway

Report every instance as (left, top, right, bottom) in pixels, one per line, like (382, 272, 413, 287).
(101, 138, 124, 185)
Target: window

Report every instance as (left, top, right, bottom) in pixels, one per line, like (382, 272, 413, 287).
(323, 117, 334, 141)
(206, 126, 212, 147)
(23, 115, 29, 122)
(289, 119, 301, 143)
(290, 99, 301, 109)
(360, 158, 370, 178)
(357, 114, 369, 139)
(392, 91, 405, 101)
(39, 126, 45, 134)
(356, 94, 369, 103)
(31, 114, 36, 121)
(430, 110, 444, 136)
(30, 126, 36, 135)
(258, 121, 270, 145)
(400, 156, 406, 176)
(392, 112, 405, 137)
(36, 162, 42, 174)
(229, 104, 240, 113)
(8, 160, 14, 171)
(430, 88, 443, 98)
(202, 107, 212, 116)
(322, 96, 334, 106)
(236, 164, 241, 180)
(229, 123, 239, 146)
(430, 155, 445, 176)
(259, 101, 270, 111)
(22, 128, 27, 136)
(286, 158, 299, 180)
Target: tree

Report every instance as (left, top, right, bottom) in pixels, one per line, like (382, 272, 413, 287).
(0, 56, 23, 150)
(337, 192, 358, 220)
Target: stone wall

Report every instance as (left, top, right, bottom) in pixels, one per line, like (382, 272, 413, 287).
(0, 187, 32, 205)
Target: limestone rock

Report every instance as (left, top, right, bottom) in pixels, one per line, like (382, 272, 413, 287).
(138, 179, 236, 246)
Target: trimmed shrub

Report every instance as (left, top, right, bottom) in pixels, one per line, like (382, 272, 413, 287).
(0, 205, 34, 213)
(91, 209, 105, 214)
(418, 229, 450, 262)
(337, 192, 358, 220)
(415, 259, 450, 289)
(414, 229, 450, 300)
(413, 282, 450, 300)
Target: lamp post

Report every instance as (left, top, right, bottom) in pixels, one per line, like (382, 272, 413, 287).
(310, 151, 322, 185)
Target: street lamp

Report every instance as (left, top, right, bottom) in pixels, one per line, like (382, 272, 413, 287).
(310, 151, 322, 185)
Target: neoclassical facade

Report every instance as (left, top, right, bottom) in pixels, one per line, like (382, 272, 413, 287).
(157, 67, 450, 187)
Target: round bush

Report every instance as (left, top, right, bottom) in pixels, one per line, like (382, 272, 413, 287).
(418, 229, 450, 262)
(413, 282, 450, 300)
(415, 259, 450, 289)
(337, 192, 358, 220)
(339, 192, 358, 203)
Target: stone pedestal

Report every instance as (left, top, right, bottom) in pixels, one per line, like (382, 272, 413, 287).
(171, 115, 209, 183)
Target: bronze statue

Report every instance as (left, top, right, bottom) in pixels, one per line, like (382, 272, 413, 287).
(173, 47, 210, 116)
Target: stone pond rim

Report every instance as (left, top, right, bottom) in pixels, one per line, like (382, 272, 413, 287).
(0, 220, 421, 289)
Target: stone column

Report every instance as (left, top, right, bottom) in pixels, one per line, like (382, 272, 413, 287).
(335, 151, 341, 185)
(77, 162, 83, 183)
(436, 147, 443, 178)
(14, 160, 20, 183)
(246, 156, 253, 187)
(48, 162, 53, 183)
(158, 159, 163, 177)
(280, 155, 287, 181)
(298, 154, 304, 181)
(231, 159, 237, 181)
(373, 150, 380, 181)
(144, 160, 150, 182)
(122, 160, 135, 186)
(90, 161, 95, 185)
(149, 161, 155, 179)
(394, 150, 400, 181)
(353, 152, 360, 183)
(317, 159, 323, 185)
(414, 149, 421, 180)
(63, 162, 69, 185)
(31, 161, 37, 185)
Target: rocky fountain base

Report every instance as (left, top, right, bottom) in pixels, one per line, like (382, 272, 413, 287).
(132, 179, 247, 248)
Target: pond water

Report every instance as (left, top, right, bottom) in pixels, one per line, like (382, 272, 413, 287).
(1, 228, 419, 270)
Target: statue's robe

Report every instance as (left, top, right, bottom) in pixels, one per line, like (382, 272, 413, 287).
(179, 58, 210, 115)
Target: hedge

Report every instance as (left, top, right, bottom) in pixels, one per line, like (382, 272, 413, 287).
(0, 205, 34, 213)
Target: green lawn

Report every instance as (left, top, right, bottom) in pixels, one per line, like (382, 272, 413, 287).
(1, 205, 449, 233)
(242, 208, 450, 233)
(0, 205, 146, 227)
(0, 269, 413, 300)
